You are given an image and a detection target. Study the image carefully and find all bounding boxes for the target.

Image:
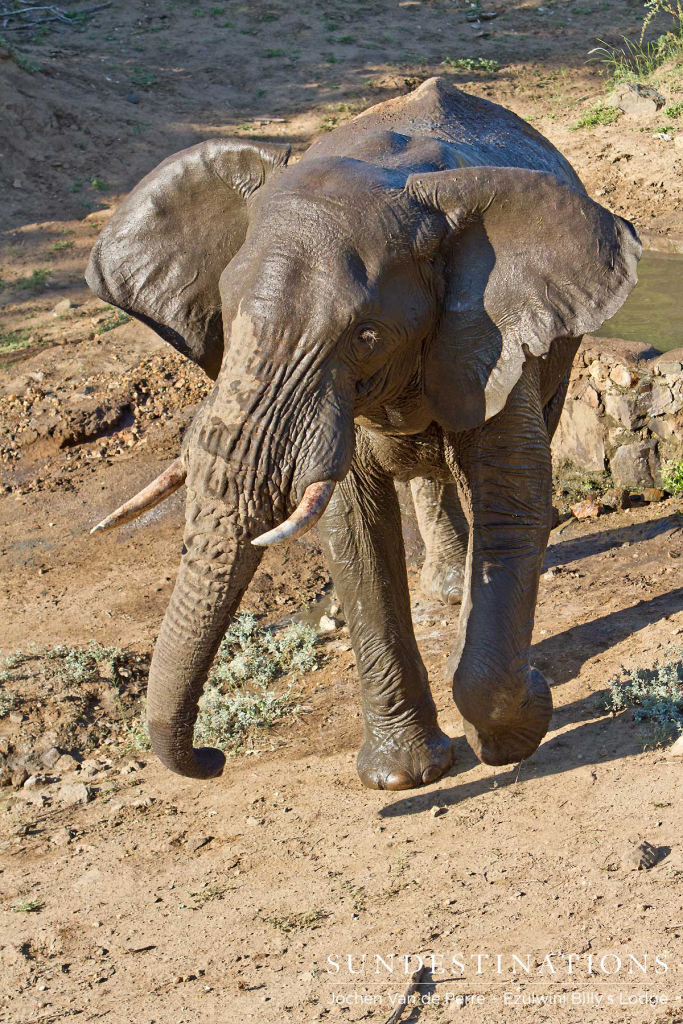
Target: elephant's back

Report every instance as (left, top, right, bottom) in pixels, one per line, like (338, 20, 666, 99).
(304, 77, 584, 191)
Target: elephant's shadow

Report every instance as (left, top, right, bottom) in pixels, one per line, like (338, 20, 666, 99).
(381, 583, 683, 818)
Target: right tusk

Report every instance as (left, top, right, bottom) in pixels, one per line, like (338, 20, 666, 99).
(90, 457, 187, 534)
(251, 480, 336, 547)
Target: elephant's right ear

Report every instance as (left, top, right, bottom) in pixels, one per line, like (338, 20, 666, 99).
(85, 139, 290, 380)
(408, 166, 640, 432)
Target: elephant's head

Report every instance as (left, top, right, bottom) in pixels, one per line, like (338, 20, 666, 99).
(87, 138, 639, 779)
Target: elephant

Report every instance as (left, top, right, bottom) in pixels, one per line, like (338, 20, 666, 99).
(85, 77, 640, 790)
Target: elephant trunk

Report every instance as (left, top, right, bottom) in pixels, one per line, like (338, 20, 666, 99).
(146, 490, 262, 778)
(144, 366, 355, 779)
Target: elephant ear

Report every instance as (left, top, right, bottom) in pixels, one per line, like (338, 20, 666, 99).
(408, 166, 641, 432)
(86, 139, 291, 380)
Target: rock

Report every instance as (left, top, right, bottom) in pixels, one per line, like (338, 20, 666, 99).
(54, 753, 79, 772)
(430, 806, 447, 817)
(571, 498, 602, 520)
(604, 389, 641, 429)
(11, 768, 28, 788)
(53, 298, 72, 316)
(40, 746, 61, 768)
(620, 839, 666, 871)
(600, 487, 630, 510)
(552, 402, 605, 472)
(579, 384, 600, 409)
(610, 440, 660, 488)
(23, 774, 46, 789)
(656, 360, 683, 376)
(669, 734, 683, 755)
(643, 487, 665, 502)
(609, 82, 665, 116)
(9, 711, 26, 724)
(318, 614, 340, 632)
(609, 364, 636, 388)
(126, 91, 139, 104)
(246, 816, 264, 827)
(59, 783, 92, 806)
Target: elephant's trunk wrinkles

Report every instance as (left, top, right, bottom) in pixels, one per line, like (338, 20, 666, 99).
(251, 479, 336, 547)
(146, 493, 262, 779)
(90, 457, 187, 534)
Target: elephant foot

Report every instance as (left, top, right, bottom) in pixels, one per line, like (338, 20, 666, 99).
(357, 721, 453, 790)
(462, 669, 552, 767)
(420, 560, 464, 606)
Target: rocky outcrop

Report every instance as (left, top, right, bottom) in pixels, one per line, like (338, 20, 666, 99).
(552, 337, 683, 488)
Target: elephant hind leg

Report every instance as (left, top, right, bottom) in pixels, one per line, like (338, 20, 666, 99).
(411, 477, 469, 606)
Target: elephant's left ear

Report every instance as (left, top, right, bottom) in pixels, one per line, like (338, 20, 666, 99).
(408, 166, 641, 432)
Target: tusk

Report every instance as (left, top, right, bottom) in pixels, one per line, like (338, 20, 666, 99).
(90, 457, 187, 534)
(251, 480, 336, 547)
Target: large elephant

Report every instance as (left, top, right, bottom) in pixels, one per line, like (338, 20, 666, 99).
(86, 78, 640, 790)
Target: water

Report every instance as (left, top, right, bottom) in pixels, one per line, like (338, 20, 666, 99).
(595, 249, 683, 353)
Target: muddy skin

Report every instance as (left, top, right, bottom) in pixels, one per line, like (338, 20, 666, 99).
(86, 77, 640, 788)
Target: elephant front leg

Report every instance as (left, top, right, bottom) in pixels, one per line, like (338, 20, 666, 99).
(446, 363, 553, 767)
(317, 438, 453, 791)
(411, 477, 469, 606)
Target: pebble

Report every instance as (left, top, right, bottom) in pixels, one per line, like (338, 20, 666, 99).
(246, 816, 264, 827)
(53, 298, 72, 316)
(620, 839, 663, 871)
(126, 91, 139, 104)
(431, 806, 447, 818)
(41, 746, 61, 768)
(318, 614, 339, 632)
(9, 711, 26, 724)
(643, 487, 665, 502)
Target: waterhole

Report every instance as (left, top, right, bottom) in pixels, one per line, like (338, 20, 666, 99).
(596, 249, 682, 353)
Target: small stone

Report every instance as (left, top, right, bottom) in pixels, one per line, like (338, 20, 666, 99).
(59, 783, 92, 806)
(430, 806, 447, 818)
(23, 774, 45, 789)
(246, 816, 264, 827)
(620, 839, 664, 871)
(126, 91, 139, 104)
(12, 178, 25, 189)
(609, 364, 635, 388)
(11, 768, 28, 788)
(41, 746, 61, 768)
(53, 298, 72, 316)
(318, 614, 339, 632)
(600, 487, 631, 511)
(9, 711, 26, 724)
(643, 487, 665, 502)
(54, 754, 79, 772)
(570, 498, 602, 520)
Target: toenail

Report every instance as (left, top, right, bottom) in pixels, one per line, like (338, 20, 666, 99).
(422, 765, 443, 784)
(384, 771, 415, 791)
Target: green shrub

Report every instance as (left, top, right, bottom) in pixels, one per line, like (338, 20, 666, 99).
(603, 649, 683, 737)
(442, 56, 498, 73)
(193, 614, 318, 749)
(570, 103, 621, 129)
(665, 100, 683, 117)
(663, 460, 683, 494)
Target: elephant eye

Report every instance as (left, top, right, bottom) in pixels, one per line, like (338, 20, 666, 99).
(358, 327, 379, 345)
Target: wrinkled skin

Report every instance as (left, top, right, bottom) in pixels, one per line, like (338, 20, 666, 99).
(86, 78, 640, 788)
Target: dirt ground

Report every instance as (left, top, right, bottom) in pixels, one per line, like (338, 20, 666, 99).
(2, 1, 683, 1022)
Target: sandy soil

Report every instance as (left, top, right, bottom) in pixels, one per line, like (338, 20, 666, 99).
(2, 1, 683, 1021)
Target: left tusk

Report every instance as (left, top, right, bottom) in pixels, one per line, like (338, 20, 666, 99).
(251, 480, 336, 547)
(90, 457, 187, 534)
